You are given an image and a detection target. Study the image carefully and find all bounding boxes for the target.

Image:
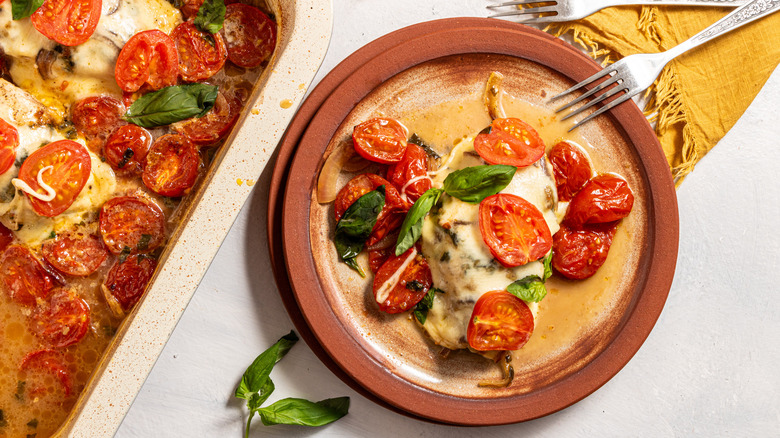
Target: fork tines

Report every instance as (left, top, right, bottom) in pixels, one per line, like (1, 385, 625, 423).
(550, 66, 633, 132)
(486, 1, 559, 22)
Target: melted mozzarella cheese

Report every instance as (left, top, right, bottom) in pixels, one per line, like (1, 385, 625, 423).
(420, 138, 560, 351)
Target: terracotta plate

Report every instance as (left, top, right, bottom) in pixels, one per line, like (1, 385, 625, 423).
(273, 18, 678, 426)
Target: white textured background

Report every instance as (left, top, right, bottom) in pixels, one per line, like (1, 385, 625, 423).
(116, 1, 780, 436)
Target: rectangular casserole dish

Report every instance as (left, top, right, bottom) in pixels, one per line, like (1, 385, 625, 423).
(50, 0, 333, 435)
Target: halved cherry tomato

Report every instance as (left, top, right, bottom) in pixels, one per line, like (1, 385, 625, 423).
(103, 124, 153, 176)
(467, 290, 534, 351)
(171, 91, 239, 146)
(0, 245, 55, 306)
(474, 118, 545, 167)
(30, 288, 90, 348)
(352, 118, 408, 164)
(115, 30, 179, 93)
(71, 96, 126, 141)
(18, 140, 91, 217)
(221, 3, 276, 68)
(334, 174, 409, 246)
(180, 0, 204, 18)
(19, 349, 72, 397)
(552, 222, 617, 280)
(566, 174, 634, 227)
(0, 222, 13, 252)
(0, 117, 19, 175)
(387, 143, 432, 203)
(31, 0, 101, 46)
(142, 134, 200, 196)
(372, 247, 432, 314)
(103, 255, 157, 311)
(548, 140, 593, 202)
(479, 193, 552, 267)
(172, 21, 228, 82)
(99, 196, 165, 255)
(368, 247, 392, 274)
(42, 232, 108, 276)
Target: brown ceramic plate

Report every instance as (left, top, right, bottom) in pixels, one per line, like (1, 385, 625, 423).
(275, 18, 678, 426)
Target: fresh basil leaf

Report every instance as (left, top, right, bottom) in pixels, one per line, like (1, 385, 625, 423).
(11, 0, 44, 20)
(334, 186, 385, 275)
(412, 287, 440, 325)
(235, 331, 297, 400)
(125, 84, 218, 128)
(194, 0, 226, 34)
(542, 251, 553, 282)
(442, 164, 516, 203)
(247, 378, 275, 411)
(507, 275, 547, 303)
(395, 188, 442, 256)
(258, 397, 350, 427)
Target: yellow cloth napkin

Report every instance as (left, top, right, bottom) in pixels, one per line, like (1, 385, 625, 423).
(545, 7, 780, 184)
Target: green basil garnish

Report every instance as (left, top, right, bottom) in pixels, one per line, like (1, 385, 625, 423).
(542, 251, 553, 281)
(125, 84, 218, 128)
(194, 0, 226, 34)
(11, 0, 44, 20)
(408, 133, 440, 159)
(442, 164, 516, 203)
(235, 331, 349, 437)
(334, 186, 385, 277)
(394, 188, 442, 256)
(412, 287, 441, 325)
(507, 275, 547, 303)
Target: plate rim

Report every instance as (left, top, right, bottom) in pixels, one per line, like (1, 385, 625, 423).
(275, 18, 679, 426)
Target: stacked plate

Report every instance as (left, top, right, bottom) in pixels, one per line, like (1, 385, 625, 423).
(267, 18, 678, 425)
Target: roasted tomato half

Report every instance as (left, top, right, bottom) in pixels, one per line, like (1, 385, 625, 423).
(479, 193, 552, 267)
(71, 96, 126, 144)
(387, 143, 432, 203)
(565, 174, 634, 227)
(103, 124, 153, 176)
(0, 245, 55, 307)
(0, 117, 19, 175)
(18, 140, 91, 217)
(352, 118, 408, 164)
(467, 290, 534, 351)
(115, 30, 179, 93)
(334, 173, 409, 246)
(30, 288, 90, 348)
(19, 349, 72, 397)
(221, 3, 277, 68)
(473, 118, 545, 167)
(42, 231, 109, 276)
(99, 196, 166, 255)
(552, 222, 617, 280)
(171, 91, 239, 146)
(172, 21, 228, 82)
(372, 247, 432, 314)
(548, 140, 593, 202)
(102, 255, 157, 314)
(31, 0, 101, 46)
(142, 134, 201, 197)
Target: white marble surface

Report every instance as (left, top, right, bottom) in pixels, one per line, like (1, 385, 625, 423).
(115, 1, 780, 437)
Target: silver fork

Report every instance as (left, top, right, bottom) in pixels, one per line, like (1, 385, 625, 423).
(550, 0, 780, 131)
(488, 0, 748, 23)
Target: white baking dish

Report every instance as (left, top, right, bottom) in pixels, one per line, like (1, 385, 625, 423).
(53, 1, 333, 435)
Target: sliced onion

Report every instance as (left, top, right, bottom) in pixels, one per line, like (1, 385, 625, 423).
(101, 284, 125, 319)
(317, 142, 371, 203)
(366, 230, 399, 251)
(478, 352, 514, 388)
(484, 71, 506, 120)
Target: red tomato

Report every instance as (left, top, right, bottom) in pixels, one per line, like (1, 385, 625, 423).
(31, 0, 101, 46)
(171, 91, 239, 146)
(180, 0, 203, 18)
(103, 255, 157, 311)
(566, 174, 634, 227)
(548, 140, 592, 202)
(552, 222, 617, 280)
(372, 247, 432, 314)
(352, 118, 408, 164)
(18, 140, 91, 217)
(42, 232, 109, 276)
(0, 117, 19, 175)
(172, 21, 228, 82)
(71, 96, 126, 141)
(221, 3, 276, 68)
(387, 143, 432, 203)
(19, 349, 72, 397)
(0, 246, 55, 307)
(368, 247, 391, 274)
(334, 174, 409, 245)
(103, 124, 153, 176)
(474, 118, 545, 167)
(467, 290, 534, 351)
(30, 288, 90, 348)
(142, 134, 200, 196)
(115, 30, 179, 93)
(99, 196, 165, 255)
(0, 222, 13, 252)
(479, 193, 552, 267)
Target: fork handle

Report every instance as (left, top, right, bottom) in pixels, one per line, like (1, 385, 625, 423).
(664, 0, 780, 59)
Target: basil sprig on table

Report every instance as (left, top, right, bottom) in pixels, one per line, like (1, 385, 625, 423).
(235, 331, 349, 437)
(442, 164, 516, 204)
(507, 252, 554, 303)
(394, 188, 443, 256)
(194, 0, 226, 34)
(125, 84, 218, 128)
(11, 0, 43, 20)
(334, 186, 385, 277)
